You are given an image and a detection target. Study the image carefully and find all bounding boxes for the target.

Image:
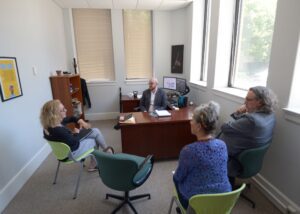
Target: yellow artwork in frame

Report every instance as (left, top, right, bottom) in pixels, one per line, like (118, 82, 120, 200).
(0, 57, 23, 102)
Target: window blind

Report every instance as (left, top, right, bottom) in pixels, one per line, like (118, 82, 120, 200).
(73, 9, 115, 81)
(123, 10, 153, 79)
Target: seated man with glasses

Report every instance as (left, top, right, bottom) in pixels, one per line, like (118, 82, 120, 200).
(219, 86, 278, 178)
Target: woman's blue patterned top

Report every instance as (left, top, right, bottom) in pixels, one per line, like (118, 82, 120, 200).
(173, 138, 232, 202)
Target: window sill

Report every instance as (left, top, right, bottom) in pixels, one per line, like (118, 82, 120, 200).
(212, 87, 247, 104)
(125, 79, 148, 85)
(189, 80, 207, 91)
(87, 80, 117, 86)
(283, 108, 300, 125)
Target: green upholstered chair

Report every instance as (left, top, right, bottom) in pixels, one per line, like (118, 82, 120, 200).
(47, 140, 94, 199)
(93, 150, 154, 214)
(235, 142, 271, 208)
(168, 183, 246, 214)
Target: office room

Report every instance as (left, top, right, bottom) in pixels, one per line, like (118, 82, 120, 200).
(0, 0, 299, 213)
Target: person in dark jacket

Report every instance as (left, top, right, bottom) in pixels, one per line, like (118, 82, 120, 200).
(219, 86, 278, 177)
(139, 77, 167, 112)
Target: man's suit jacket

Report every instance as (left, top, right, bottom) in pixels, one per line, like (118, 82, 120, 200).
(139, 88, 167, 112)
(219, 111, 275, 176)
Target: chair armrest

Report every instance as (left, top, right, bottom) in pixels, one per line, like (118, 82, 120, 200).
(138, 155, 153, 171)
(103, 146, 115, 154)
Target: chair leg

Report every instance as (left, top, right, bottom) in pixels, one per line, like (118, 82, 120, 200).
(73, 161, 84, 199)
(53, 161, 61, 184)
(241, 193, 255, 208)
(106, 193, 124, 200)
(130, 193, 151, 201)
(127, 200, 138, 214)
(107, 191, 151, 214)
(168, 196, 176, 214)
(112, 201, 127, 214)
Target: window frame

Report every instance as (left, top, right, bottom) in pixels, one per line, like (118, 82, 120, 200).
(228, 0, 242, 88)
(200, 0, 210, 81)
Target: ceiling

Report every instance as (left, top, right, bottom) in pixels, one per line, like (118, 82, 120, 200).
(53, 0, 193, 11)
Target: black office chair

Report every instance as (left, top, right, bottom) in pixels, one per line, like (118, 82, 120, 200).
(232, 141, 271, 208)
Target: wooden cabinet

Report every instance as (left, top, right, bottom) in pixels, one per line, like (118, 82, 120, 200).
(49, 74, 84, 119)
(121, 95, 140, 113)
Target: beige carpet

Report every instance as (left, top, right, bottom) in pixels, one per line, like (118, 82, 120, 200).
(3, 120, 282, 214)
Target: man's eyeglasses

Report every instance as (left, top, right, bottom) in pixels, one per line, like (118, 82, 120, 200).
(245, 97, 257, 102)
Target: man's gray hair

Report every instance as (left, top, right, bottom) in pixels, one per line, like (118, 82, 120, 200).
(250, 86, 278, 113)
(150, 77, 158, 84)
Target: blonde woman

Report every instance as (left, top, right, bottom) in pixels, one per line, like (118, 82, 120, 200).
(40, 99, 111, 171)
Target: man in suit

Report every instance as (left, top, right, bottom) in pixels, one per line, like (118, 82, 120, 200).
(139, 77, 167, 112)
(219, 86, 278, 178)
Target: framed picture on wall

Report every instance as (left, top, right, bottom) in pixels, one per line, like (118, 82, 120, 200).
(171, 45, 184, 74)
(0, 57, 23, 102)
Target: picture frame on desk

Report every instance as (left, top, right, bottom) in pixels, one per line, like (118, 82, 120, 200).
(0, 57, 23, 102)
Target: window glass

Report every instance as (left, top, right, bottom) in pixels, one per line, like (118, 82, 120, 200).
(231, 0, 277, 89)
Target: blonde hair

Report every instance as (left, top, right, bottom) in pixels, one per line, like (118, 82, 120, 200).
(40, 99, 62, 129)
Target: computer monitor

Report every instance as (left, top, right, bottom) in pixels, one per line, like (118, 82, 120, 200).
(163, 76, 177, 90)
(176, 78, 187, 95)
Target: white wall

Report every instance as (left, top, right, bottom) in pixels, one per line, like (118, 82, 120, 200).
(1, 0, 300, 213)
(0, 0, 68, 211)
(63, 8, 189, 120)
(188, 0, 300, 212)
(259, 0, 300, 210)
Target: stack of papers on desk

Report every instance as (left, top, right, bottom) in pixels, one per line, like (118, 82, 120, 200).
(119, 116, 136, 124)
(155, 110, 171, 117)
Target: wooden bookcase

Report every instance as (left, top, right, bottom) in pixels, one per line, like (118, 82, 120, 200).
(49, 74, 84, 119)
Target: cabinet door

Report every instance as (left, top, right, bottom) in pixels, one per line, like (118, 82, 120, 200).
(69, 76, 84, 119)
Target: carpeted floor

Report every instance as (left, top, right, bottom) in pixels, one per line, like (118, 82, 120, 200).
(3, 120, 282, 214)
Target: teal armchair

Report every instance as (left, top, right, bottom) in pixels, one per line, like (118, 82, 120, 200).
(93, 150, 154, 214)
(235, 141, 271, 208)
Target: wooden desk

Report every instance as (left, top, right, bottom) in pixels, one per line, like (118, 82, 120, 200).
(121, 95, 140, 113)
(120, 106, 196, 159)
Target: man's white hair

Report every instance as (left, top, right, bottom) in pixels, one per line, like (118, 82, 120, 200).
(149, 77, 158, 84)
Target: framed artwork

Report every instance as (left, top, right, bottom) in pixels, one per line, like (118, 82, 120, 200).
(0, 57, 23, 102)
(171, 45, 184, 74)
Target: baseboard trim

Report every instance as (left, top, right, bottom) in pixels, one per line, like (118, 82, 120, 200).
(253, 174, 300, 214)
(0, 143, 51, 213)
(85, 112, 119, 121)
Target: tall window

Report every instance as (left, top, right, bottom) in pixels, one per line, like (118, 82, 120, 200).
(229, 0, 277, 89)
(190, 0, 210, 83)
(73, 9, 115, 81)
(123, 10, 152, 80)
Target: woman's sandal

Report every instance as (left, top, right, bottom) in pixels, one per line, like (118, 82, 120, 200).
(87, 166, 98, 172)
